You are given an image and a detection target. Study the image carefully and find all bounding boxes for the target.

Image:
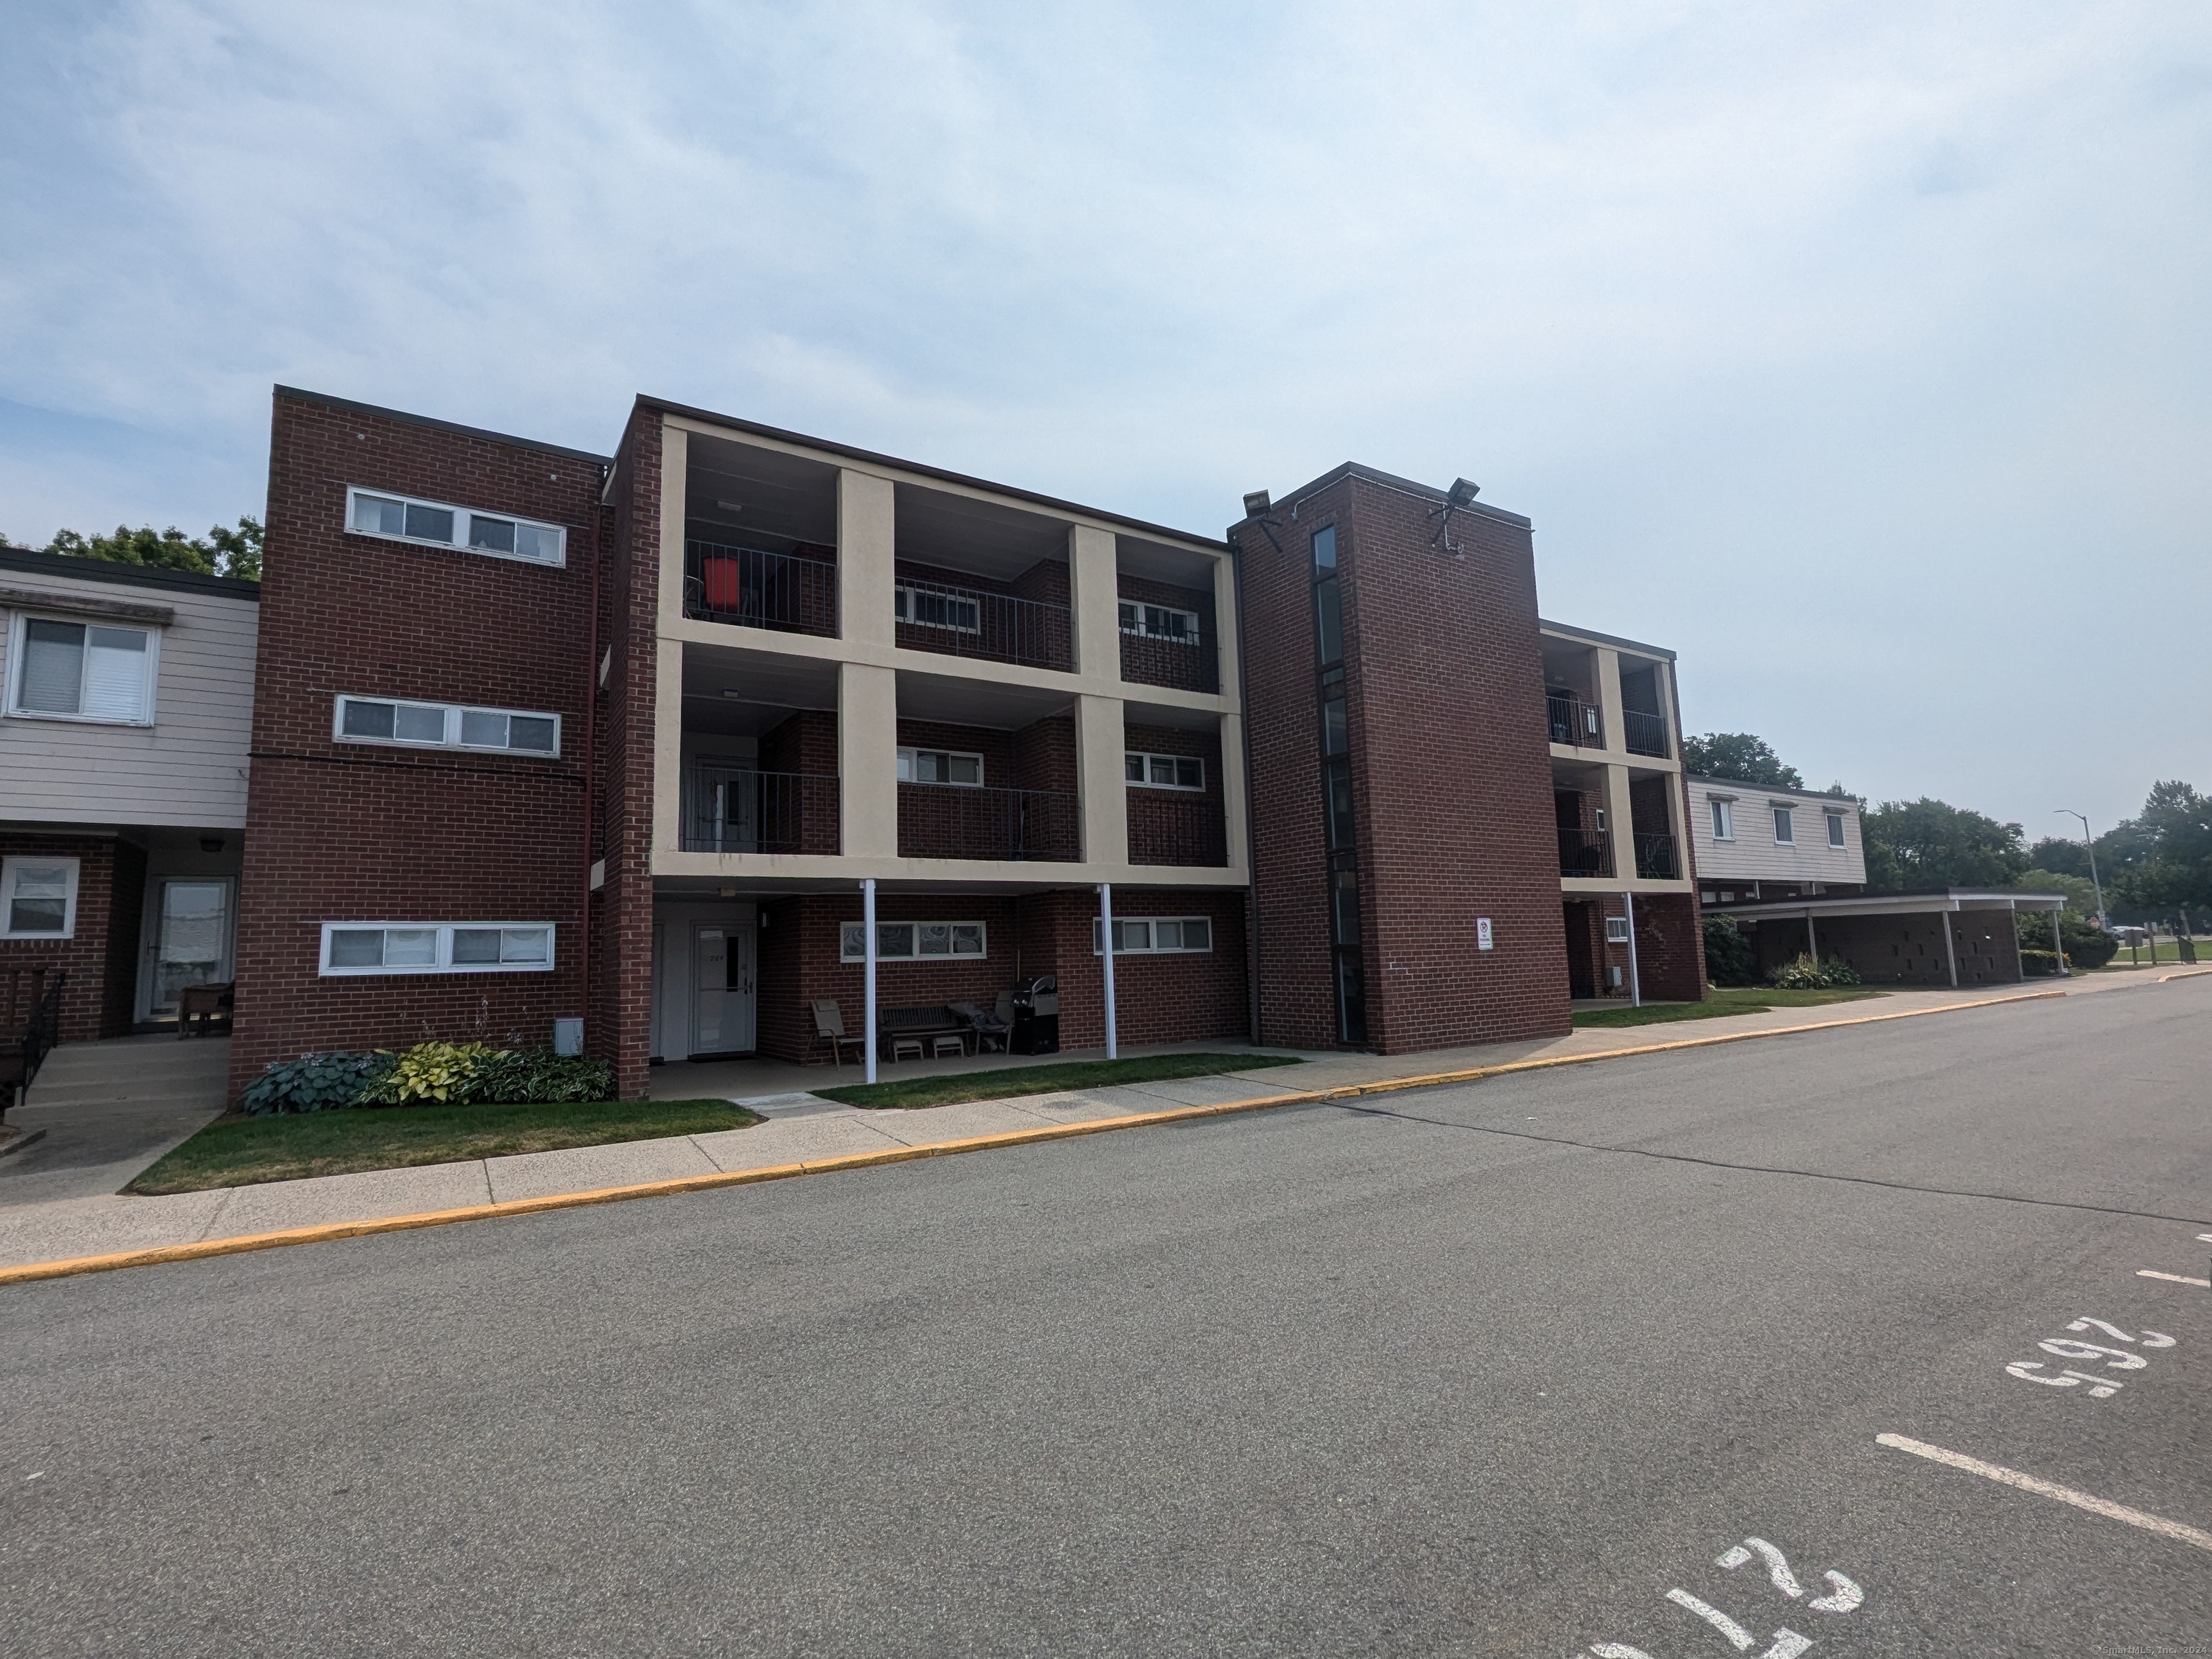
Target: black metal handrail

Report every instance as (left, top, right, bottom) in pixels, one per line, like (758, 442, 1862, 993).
(1558, 827, 1613, 878)
(1128, 791, 1228, 866)
(1622, 708, 1670, 758)
(896, 576, 1072, 672)
(899, 783, 1079, 861)
(1120, 626, 1220, 693)
(685, 540, 838, 637)
(683, 772, 840, 854)
(1546, 691, 1603, 747)
(1635, 832, 1679, 881)
(1, 968, 67, 1120)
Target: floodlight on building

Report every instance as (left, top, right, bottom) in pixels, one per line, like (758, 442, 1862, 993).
(1242, 490, 1272, 518)
(1447, 477, 1480, 508)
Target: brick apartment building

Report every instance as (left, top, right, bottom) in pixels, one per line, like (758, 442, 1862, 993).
(188, 387, 1700, 1103)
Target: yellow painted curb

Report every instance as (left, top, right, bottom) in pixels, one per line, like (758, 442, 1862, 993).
(0, 986, 2071, 1289)
(2157, 966, 2212, 983)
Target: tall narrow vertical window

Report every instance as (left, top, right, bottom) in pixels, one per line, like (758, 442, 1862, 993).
(1827, 811, 1847, 849)
(1308, 521, 1364, 1046)
(1773, 806, 1795, 845)
(1710, 799, 1734, 840)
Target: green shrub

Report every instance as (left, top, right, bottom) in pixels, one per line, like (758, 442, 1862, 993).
(472, 1048, 616, 1105)
(2020, 948, 2064, 976)
(353, 1041, 498, 1105)
(1766, 953, 1863, 989)
(240, 1051, 398, 1115)
(1703, 914, 1758, 986)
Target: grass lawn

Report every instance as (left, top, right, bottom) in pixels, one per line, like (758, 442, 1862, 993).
(127, 1099, 761, 1195)
(1571, 985, 1886, 1030)
(814, 1051, 1305, 1111)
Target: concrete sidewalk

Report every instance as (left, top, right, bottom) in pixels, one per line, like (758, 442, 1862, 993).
(0, 974, 2175, 1276)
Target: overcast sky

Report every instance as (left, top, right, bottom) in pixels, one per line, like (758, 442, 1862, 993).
(4, 1, 2206, 837)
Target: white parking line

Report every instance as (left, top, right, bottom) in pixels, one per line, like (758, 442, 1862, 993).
(1876, 1434, 2212, 1552)
(2138, 1269, 2211, 1287)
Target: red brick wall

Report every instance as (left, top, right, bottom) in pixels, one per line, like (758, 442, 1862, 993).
(1124, 721, 1227, 867)
(230, 390, 605, 1097)
(0, 834, 135, 1043)
(1236, 477, 1571, 1053)
(597, 404, 662, 1098)
(1629, 891, 1704, 1001)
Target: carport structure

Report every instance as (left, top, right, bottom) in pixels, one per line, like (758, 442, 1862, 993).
(1721, 889, 2069, 989)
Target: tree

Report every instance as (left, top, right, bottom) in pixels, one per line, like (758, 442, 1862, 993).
(1862, 798, 2028, 892)
(1702, 914, 1758, 986)
(2026, 836, 2094, 879)
(2106, 781, 2212, 920)
(2011, 867, 2098, 917)
(1683, 732, 1803, 788)
(30, 518, 263, 580)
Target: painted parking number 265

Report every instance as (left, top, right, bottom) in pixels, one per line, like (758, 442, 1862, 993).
(2006, 1317, 2175, 1400)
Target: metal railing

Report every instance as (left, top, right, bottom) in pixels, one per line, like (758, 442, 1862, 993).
(1128, 792, 1229, 867)
(899, 783, 1079, 861)
(1120, 627, 1219, 693)
(1622, 708, 1670, 758)
(896, 576, 1072, 672)
(682, 772, 841, 854)
(1, 968, 67, 1118)
(1634, 832, 1679, 881)
(1558, 827, 1613, 878)
(1546, 691, 1602, 747)
(685, 540, 838, 637)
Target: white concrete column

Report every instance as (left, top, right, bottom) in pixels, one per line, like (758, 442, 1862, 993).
(1069, 524, 1121, 679)
(1624, 890, 1642, 1007)
(1075, 693, 1128, 868)
(657, 422, 688, 634)
(1594, 646, 1625, 757)
(652, 637, 684, 863)
(838, 469, 896, 648)
(1218, 710, 1249, 873)
(839, 662, 899, 858)
(1602, 761, 1637, 883)
(1210, 552, 1240, 700)
(1941, 909, 1960, 987)
(862, 878, 878, 1083)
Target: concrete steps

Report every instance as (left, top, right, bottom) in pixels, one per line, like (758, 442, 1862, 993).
(26, 1036, 231, 1110)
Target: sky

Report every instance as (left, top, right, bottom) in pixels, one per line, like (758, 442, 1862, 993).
(3, 0, 2208, 840)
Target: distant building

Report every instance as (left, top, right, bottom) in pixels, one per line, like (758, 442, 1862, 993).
(1689, 776, 1865, 906)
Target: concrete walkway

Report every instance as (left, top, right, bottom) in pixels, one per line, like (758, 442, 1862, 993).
(0, 974, 2177, 1274)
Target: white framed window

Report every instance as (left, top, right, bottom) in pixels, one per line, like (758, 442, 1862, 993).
(839, 920, 987, 962)
(318, 922, 555, 976)
(346, 486, 566, 567)
(1, 856, 79, 938)
(1709, 799, 1735, 840)
(1118, 601, 1200, 643)
(1125, 750, 1204, 790)
(1605, 916, 1630, 944)
(1092, 915, 1214, 954)
(896, 747, 984, 786)
(334, 695, 560, 757)
(1827, 811, 1848, 849)
(6, 615, 158, 725)
(893, 586, 981, 633)
(1772, 806, 1795, 845)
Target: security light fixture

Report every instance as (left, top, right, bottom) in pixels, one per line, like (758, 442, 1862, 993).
(716, 499, 745, 514)
(719, 885, 738, 898)
(1242, 490, 1272, 518)
(199, 837, 225, 853)
(1447, 477, 1480, 508)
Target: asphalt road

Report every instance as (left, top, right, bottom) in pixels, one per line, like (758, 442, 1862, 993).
(4, 983, 2209, 1657)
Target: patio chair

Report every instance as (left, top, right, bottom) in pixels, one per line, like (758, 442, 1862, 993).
(949, 999, 1010, 1054)
(810, 999, 868, 1068)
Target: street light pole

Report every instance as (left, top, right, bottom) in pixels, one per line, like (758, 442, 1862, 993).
(2056, 810, 2105, 928)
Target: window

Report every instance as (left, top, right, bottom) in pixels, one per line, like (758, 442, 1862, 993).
(1092, 915, 1214, 954)
(1605, 916, 1630, 944)
(894, 586, 981, 633)
(318, 922, 555, 975)
(1827, 811, 1848, 849)
(839, 920, 986, 962)
(346, 487, 566, 567)
(1118, 601, 1200, 644)
(1124, 750, 1203, 790)
(1, 856, 78, 938)
(896, 747, 983, 786)
(334, 696, 560, 756)
(1709, 799, 1735, 840)
(6, 616, 156, 724)
(1773, 806, 1795, 845)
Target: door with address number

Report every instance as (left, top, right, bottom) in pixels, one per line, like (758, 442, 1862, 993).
(691, 920, 756, 1056)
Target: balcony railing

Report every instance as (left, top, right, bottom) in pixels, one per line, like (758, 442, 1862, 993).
(1622, 709, 1670, 758)
(1547, 691, 1603, 748)
(1634, 832, 1679, 881)
(685, 540, 838, 637)
(1128, 791, 1228, 867)
(899, 783, 1079, 861)
(682, 772, 841, 854)
(896, 577, 1072, 673)
(1120, 627, 1219, 693)
(1558, 827, 1613, 878)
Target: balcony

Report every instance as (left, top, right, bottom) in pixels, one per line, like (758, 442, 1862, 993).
(1634, 832, 1679, 881)
(685, 541, 837, 637)
(682, 771, 840, 854)
(1622, 708, 1670, 759)
(1546, 691, 1602, 748)
(895, 576, 1072, 673)
(1559, 827, 1613, 878)
(1128, 791, 1228, 867)
(1120, 624, 1218, 693)
(899, 783, 1079, 861)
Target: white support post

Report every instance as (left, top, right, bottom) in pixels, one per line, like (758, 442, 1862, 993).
(1624, 890, 1642, 1007)
(1806, 909, 1818, 961)
(1100, 882, 1119, 1059)
(2053, 908, 2067, 976)
(1942, 906, 1960, 988)
(863, 878, 878, 1084)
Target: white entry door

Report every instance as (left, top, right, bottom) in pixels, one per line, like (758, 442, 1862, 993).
(145, 877, 234, 1020)
(692, 922, 756, 1055)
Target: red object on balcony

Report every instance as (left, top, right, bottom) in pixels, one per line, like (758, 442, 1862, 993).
(701, 554, 743, 613)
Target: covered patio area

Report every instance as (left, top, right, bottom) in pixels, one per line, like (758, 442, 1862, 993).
(1719, 889, 2068, 989)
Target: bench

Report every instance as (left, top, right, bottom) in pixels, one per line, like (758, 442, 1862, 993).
(877, 1004, 968, 1061)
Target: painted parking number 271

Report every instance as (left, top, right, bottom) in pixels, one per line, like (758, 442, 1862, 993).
(2006, 1318, 2175, 1400)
